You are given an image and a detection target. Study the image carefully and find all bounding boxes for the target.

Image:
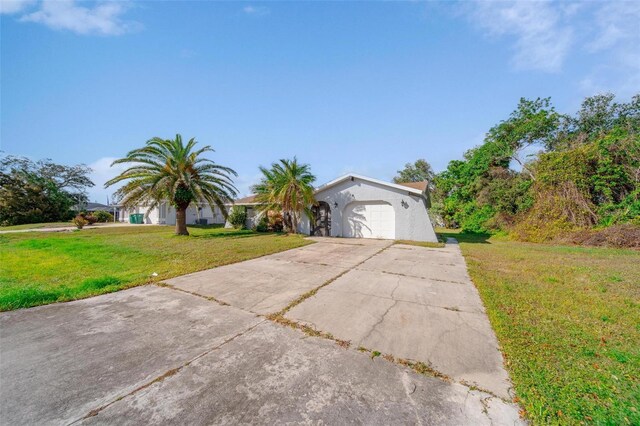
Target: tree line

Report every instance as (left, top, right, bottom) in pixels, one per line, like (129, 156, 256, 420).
(0, 156, 94, 226)
(419, 93, 639, 241)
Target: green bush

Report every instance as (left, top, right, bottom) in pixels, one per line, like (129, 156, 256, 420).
(255, 215, 269, 232)
(77, 212, 98, 225)
(228, 206, 247, 230)
(92, 210, 114, 223)
(460, 204, 495, 233)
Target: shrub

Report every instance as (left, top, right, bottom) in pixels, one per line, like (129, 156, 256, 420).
(268, 211, 284, 232)
(228, 206, 247, 230)
(255, 215, 269, 232)
(460, 204, 496, 233)
(92, 210, 114, 223)
(73, 215, 88, 229)
(77, 212, 98, 225)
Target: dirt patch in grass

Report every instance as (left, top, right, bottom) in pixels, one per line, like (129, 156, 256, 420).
(439, 230, 640, 425)
(553, 224, 640, 249)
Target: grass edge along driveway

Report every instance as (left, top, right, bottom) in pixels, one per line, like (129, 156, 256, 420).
(438, 230, 639, 426)
(0, 225, 311, 311)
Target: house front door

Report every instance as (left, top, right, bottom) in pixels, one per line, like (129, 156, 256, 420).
(311, 201, 331, 237)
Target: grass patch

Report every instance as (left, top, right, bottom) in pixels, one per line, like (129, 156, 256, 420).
(394, 239, 445, 248)
(0, 222, 73, 231)
(439, 230, 640, 425)
(0, 225, 310, 311)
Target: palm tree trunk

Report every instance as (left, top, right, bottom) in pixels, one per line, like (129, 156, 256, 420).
(175, 207, 189, 236)
(291, 211, 298, 234)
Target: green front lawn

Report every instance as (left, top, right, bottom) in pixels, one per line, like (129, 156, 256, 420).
(0, 225, 310, 311)
(439, 230, 639, 425)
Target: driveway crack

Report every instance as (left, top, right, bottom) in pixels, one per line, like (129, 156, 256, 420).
(68, 319, 266, 425)
(360, 298, 398, 342)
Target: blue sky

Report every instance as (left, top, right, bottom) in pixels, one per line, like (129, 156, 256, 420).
(1, 0, 639, 202)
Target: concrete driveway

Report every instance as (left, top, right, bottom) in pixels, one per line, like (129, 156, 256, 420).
(0, 238, 523, 425)
(162, 237, 391, 315)
(286, 240, 513, 399)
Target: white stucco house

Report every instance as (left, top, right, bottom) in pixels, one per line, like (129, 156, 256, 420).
(122, 173, 437, 243)
(222, 174, 438, 242)
(299, 174, 437, 242)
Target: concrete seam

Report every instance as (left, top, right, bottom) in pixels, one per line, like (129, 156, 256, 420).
(268, 243, 392, 318)
(320, 287, 479, 314)
(154, 282, 231, 306)
(68, 319, 266, 424)
(362, 268, 469, 285)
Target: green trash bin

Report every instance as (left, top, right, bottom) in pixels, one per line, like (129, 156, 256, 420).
(129, 213, 144, 224)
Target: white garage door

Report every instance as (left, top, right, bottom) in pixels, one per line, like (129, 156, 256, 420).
(343, 201, 395, 239)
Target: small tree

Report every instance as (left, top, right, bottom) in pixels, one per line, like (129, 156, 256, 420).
(393, 159, 435, 185)
(253, 158, 316, 233)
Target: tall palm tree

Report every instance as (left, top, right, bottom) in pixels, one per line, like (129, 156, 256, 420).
(253, 158, 316, 233)
(105, 134, 237, 236)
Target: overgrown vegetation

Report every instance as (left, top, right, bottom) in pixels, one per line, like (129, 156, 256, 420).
(440, 230, 639, 425)
(0, 225, 310, 311)
(0, 156, 94, 226)
(433, 94, 639, 243)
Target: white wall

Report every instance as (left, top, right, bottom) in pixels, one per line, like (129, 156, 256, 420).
(299, 177, 438, 242)
(124, 202, 228, 225)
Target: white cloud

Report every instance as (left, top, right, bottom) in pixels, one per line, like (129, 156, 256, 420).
(465, 1, 573, 72)
(87, 156, 128, 203)
(588, 1, 640, 52)
(463, 1, 640, 96)
(581, 1, 640, 97)
(0, 0, 36, 14)
(242, 5, 269, 16)
(19, 0, 140, 36)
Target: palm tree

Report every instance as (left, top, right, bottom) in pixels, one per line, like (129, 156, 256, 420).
(105, 134, 237, 236)
(253, 158, 316, 233)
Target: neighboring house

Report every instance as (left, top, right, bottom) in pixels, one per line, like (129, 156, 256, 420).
(229, 195, 261, 229)
(74, 202, 120, 220)
(119, 202, 227, 225)
(123, 173, 438, 242)
(86, 202, 112, 212)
